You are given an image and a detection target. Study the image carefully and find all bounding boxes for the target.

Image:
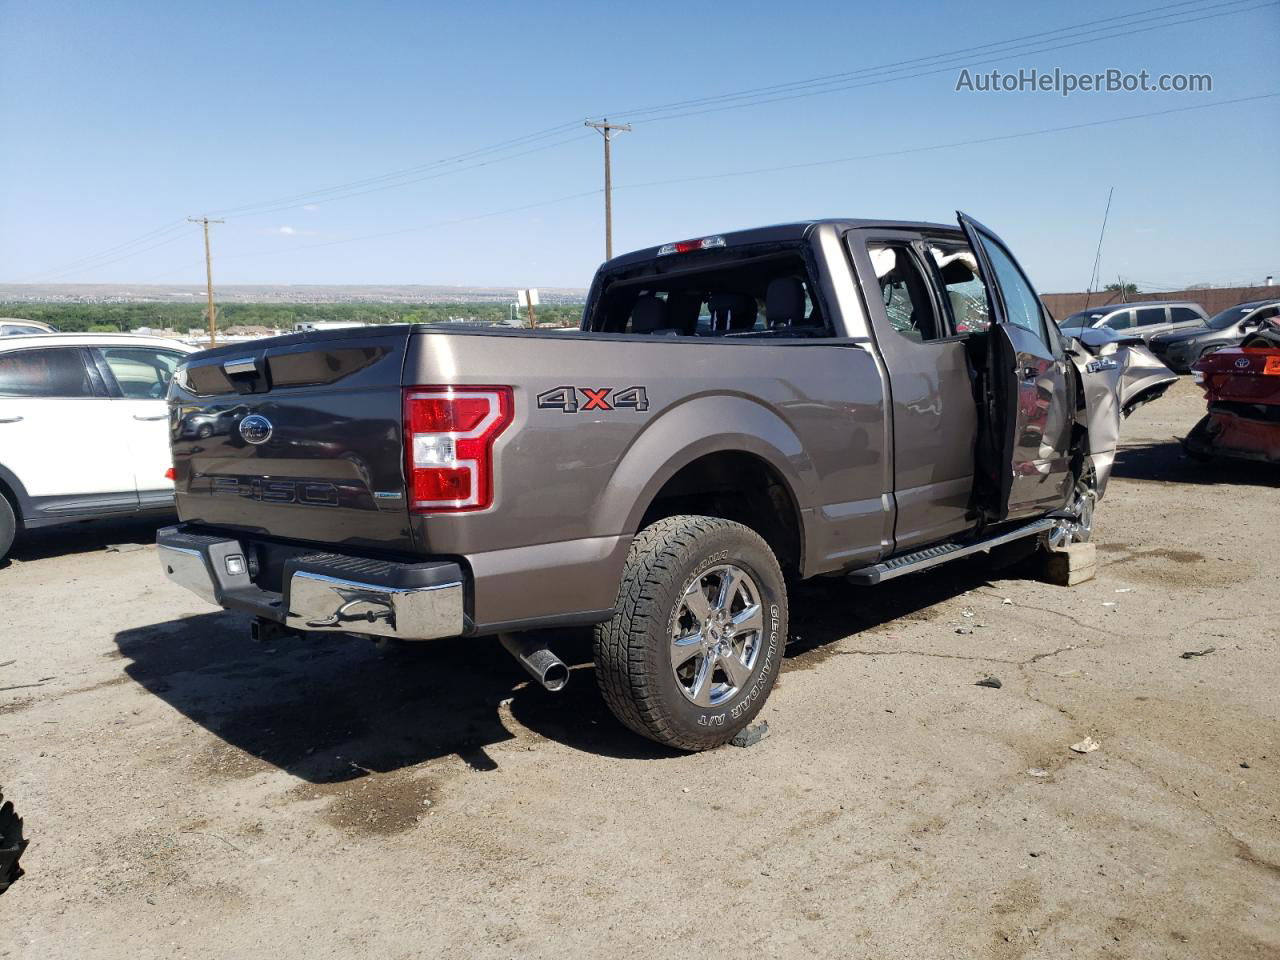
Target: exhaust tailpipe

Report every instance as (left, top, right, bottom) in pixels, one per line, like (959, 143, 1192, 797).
(499, 633, 570, 692)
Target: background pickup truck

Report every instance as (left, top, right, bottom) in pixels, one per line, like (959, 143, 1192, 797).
(158, 213, 1176, 750)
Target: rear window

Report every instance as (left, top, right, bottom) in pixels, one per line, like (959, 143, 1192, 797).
(269, 346, 392, 387)
(185, 363, 234, 396)
(182, 345, 395, 396)
(0, 347, 93, 398)
(1, 323, 49, 336)
(588, 248, 827, 338)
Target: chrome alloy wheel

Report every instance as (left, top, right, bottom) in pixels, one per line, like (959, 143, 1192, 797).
(669, 564, 764, 707)
(1047, 469, 1098, 549)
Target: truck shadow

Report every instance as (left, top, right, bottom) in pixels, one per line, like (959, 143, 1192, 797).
(784, 554, 1013, 664)
(114, 553, 1013, 780)
(3, 513, 176, 569)
(113, 612, 679, 781)
(1111, 440, 1279, 488)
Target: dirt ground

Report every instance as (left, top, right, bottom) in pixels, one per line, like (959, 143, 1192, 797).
(1, 377, 1277, 959)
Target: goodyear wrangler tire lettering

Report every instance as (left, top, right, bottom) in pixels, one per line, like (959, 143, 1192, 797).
(593, 515, 788, 752)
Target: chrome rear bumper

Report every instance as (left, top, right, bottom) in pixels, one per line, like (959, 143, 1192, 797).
(286, 569, 464, 639)
(157, 526, 466, 641)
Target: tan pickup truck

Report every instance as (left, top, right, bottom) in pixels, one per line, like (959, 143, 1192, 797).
(157, 213, 1176, 750)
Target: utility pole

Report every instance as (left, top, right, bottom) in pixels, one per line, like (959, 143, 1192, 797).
(188, 217, 224, 345)
(517, 288, 539, 329)
(585, 118, 631, 261)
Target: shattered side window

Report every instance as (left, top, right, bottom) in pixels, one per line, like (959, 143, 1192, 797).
(868, 244, 941, 343)
(930, 244, 991, 334)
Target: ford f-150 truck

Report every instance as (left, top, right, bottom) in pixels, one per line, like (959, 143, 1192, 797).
(157, 214, 1176, 750)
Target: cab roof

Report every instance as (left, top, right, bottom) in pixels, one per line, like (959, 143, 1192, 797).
(604, 218, 959, 269)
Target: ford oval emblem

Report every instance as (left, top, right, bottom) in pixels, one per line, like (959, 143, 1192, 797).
(239, 414, 273, 445)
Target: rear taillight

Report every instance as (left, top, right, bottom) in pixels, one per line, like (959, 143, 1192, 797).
(404, 386, 513, 512)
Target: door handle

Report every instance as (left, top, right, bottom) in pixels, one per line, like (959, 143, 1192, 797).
(133, 414, 168, 421)
(0, 416, 23, 424)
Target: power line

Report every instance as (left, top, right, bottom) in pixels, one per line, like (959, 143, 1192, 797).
(612, 0, 1275, 125)
(219, 3, 1237, 227)
(140, 91, 1276, 276)
(207, 125, 587, 219)
(7, 134, 590, 283)
(11, 220, 189, 283)
(608, 0, 1220, 119)
(11, 0, 1271, 281)
(19, 229, 195, 284)
(231, 188, 602, 254)
(226, 0, 1263, 226)
(11, 132, 592, 283)
(212, 132, 595, 220)
(615, 92, 1279, 192)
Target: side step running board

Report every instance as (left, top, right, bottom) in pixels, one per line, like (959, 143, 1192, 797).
(846, 517, 1056, 585)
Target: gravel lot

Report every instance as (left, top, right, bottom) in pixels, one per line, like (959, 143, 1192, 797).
(2, 377, 1277, 959)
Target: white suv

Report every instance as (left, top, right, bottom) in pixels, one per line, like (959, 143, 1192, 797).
(0, 334, 198, 561)
(0, 318, 56, 337)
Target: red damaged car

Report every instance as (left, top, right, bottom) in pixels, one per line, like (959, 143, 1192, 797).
(1184, 319, 1280, 463)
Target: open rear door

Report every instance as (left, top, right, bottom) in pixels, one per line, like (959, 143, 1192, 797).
(958, 212, 1075, 523)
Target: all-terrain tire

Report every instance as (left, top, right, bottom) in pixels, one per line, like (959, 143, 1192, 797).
(0, 494, 16, 564)
(594, 516, 787, 751)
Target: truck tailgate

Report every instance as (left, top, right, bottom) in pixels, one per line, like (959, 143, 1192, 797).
(169, 327, 413, 552)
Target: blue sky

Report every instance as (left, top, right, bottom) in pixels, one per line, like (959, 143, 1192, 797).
(1, 0, 1276, 293)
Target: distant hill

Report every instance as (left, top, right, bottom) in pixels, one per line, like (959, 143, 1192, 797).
(0, 283, 587, 305)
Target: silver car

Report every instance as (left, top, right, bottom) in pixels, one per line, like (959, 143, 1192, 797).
(1059, 300, 1208, 344)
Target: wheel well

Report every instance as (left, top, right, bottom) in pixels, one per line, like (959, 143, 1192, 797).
(0, 475, 19, 530)
(637, 451, 803, 574)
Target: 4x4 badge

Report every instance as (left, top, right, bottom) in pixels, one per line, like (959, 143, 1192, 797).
(536, 385, 649, 414)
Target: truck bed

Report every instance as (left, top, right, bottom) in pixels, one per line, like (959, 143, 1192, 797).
(169, 324, 889, 629)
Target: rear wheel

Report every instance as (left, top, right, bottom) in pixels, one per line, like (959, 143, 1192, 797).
(0, 494, 16, 563)
(594, 516, 787, 751)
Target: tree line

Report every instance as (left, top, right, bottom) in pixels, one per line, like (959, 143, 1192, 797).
(0, 301, 585, 333)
